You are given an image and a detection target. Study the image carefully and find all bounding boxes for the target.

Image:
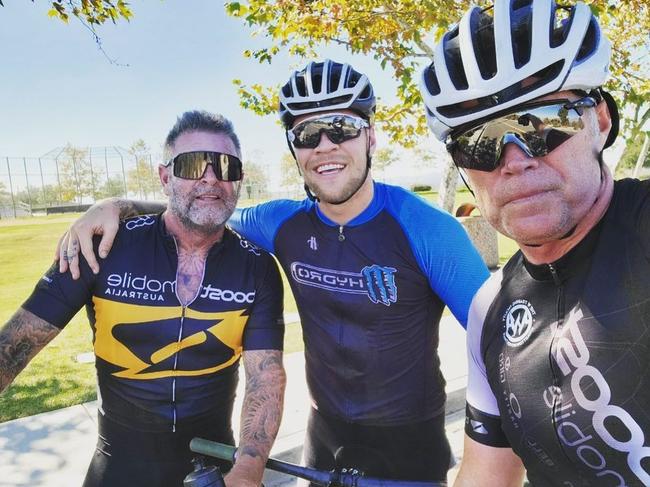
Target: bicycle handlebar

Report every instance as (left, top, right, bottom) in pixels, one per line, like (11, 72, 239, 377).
(189, 438, 446, 487)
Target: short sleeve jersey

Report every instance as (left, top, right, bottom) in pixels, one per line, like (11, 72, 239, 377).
(23, 214, 284, 432)
(230, 181, 489, 425)
(465, 179, 650, 486)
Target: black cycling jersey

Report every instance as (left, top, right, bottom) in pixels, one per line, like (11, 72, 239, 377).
(23, 214, 284, 433)
(465, 178, 650, 486)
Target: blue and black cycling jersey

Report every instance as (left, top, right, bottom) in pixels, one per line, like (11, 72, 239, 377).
(231, 181, 489, 425)
(23, 214, 284, 432)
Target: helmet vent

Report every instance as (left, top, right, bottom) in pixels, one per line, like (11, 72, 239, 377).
(423, 65, 441, 96)
(576, 17, 598, 62)
(551, 6, 573, 48)
(436, 59, 564, 118)
(444, 27, 469, 90)
(472, 8, 498, 79)
(327, 63, 344, 93)
(312, 73, 323, 94)
(359, 84, 373, 100)
(510, 5, 533, 69)
(295, 73, 308, 97)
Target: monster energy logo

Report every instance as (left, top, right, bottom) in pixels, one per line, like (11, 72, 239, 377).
(290, 262, 398, 306)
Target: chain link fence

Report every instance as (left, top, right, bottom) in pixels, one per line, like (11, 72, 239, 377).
(0, 146, 298, 219)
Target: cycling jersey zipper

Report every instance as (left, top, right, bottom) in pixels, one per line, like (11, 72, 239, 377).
(170, 305, 186, 432)
(548, 262, 573, 463)
(548, 263, 561, 287)
(338, 225, 346, 242)
(170, 235, 208, 433)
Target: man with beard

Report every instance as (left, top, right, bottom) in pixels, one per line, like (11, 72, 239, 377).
(0, 110, 286, 487)
(55, 61, 489, 484)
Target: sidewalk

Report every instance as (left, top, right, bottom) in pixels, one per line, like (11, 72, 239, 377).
(0, 315, 468, 487)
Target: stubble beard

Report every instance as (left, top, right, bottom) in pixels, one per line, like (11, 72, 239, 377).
(169, 184, 239, 235)
(308, 162, 370, 205)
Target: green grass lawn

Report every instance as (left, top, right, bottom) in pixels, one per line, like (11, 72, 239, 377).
(0, 196, 517, 422)
(0, 215, 98, 422)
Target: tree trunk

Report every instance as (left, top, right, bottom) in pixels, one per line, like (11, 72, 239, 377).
(437, 159, 459, 213)
(632, 133, 650, 178)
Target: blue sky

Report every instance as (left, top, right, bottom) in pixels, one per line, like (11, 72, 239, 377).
(0, 1, 409, 169)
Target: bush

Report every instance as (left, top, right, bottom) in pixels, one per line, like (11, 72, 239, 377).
(411, 184, 432, 192)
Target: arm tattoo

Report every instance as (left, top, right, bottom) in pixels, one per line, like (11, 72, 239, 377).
(115, 199, 165, 219)
(238, 350, 286, 461)
(0, 308, 60, 393)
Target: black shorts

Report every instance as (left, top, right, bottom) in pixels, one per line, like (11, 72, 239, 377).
(83, 413, 234, 487)
(302, 407, 452, 484)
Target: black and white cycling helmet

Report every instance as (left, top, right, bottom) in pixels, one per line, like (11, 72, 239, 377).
(279, 59, 376, 128)
(420, 0, 612, 142)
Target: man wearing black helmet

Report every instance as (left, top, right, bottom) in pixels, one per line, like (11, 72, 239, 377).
(420, 1, 650, 486)
(54, 59, 490, 483)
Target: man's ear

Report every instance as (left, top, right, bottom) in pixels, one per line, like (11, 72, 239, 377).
(595, 100, 612, 151)
(367, 125, 377, 157)
(159, 164, 171, 196)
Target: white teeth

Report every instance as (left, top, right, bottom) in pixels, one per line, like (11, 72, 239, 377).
(316, 163, 344, 174)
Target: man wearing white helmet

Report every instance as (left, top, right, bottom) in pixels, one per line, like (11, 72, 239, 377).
(420, 1, 650, 486)
(55, 59, 490, 483)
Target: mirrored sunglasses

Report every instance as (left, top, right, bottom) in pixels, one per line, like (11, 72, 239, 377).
(166, 151, 243, 181)
(447, 97, 597, 172)
(288, 114, 369, 149)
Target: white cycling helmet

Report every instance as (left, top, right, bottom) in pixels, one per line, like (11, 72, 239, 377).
(420, 0, 612, 142)
(279, 59, 376, 128)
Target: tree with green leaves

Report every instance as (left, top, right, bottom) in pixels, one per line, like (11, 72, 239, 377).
(15, 184, 60, 208)
(0, 0, 134, 24)
(373, 146, 398, 175)
(58, 144, 101, 203)
(242, 158, 270, 201)
(97, 176, 127, 199)
(126, 140, 160, 200)
(8, 0, 134, 62)
(226, 0, 649, 204)
(279, 151, 303, 192)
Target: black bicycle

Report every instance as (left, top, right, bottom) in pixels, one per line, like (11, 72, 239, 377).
(184, 438, 447, 487)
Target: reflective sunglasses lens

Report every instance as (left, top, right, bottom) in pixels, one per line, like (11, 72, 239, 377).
(173, 152, 209, 179)
(291, 116, 364, 148)
(451, 102, 586, 172)
(292, 120, 329, 148)
(173, 152, 242, 181)
(217, 153, 243, 181)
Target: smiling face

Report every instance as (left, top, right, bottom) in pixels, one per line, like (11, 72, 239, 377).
(291, 109, 376, 206)
(465, 91, 612, 246)
(160, 130, 242, 234)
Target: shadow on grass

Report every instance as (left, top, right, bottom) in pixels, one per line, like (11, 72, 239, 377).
(0, 376, 96, 423)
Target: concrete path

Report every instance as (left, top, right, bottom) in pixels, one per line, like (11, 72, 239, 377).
(0, 315, 468, 486)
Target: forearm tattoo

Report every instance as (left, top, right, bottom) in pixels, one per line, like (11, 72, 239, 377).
(239, 350, 286, 460)
(0, 309, 60, 393)
(115, 199, 165, 219)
